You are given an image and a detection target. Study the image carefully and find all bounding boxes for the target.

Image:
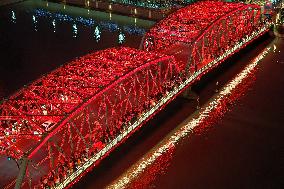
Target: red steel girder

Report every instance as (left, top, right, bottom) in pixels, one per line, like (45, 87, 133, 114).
(0, 47, 177, 159)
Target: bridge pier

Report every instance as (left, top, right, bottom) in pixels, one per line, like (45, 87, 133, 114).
(181, 87, 198, 100)
(273, 8, 284, 37)
(181, 87, 200, 109)
(14, 156, 29, 189)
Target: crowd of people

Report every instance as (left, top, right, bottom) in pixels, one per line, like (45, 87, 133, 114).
(39, 150, 90, 188)
(38, 76, 180, 189)
(35, 18, 266, 187)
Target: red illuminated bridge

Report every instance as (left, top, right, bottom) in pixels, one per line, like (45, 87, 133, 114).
(0, 1, 271, 188)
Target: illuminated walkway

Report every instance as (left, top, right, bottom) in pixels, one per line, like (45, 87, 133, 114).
(106, 44, 272, 189)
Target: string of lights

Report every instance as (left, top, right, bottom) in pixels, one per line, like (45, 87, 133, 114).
(0, 47, 177, 159)
(37, 23, 269, 189)
(33, 9, 146, 35)
(106, 45, 272, 189)
(0, 1, 270, 188)
(109, 0, 197, 9)
(143, 2, 260, 53)
(48, 22, 269, 189)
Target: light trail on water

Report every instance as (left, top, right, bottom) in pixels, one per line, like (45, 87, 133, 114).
(106, 46, 272, 189)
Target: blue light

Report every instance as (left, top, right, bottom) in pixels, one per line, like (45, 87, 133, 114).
(52, 19, 56, 33)
(32, 9, 146, 36)
(73, 23, 78, 38)
(32, 15, 38, 31)
(94, 26, 101, 42)
(11, 11, 16, 23)
(118, 31, 125, 44)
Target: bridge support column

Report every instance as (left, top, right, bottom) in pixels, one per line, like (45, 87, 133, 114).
(181, 87, 200, 110)
(181, 87, 198, 100)
(14, 156, 29, 189)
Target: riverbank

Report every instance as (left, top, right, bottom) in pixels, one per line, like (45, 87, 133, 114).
(274, 24, 284, 37)
(51, 0, 174, 20)
(0, 0, 23, 6)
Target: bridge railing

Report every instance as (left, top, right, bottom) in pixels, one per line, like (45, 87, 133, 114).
(26, 20, 271, 189)
(188, 6, 262, 74)
(17, 52, 180, 188)
(1, 2, 272, 188)
(43, 3, 272, 188)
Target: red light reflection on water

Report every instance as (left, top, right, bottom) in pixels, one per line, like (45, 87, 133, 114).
(106, 47, 271, 189)
(127, 145, 175, 189)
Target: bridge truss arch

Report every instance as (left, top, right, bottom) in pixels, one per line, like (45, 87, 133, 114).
(0, 47, 180, 188)
(0, 1, 271, 189)
(142, 1, 263, 75)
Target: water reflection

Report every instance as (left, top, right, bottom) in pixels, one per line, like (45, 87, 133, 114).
(31, 8, 146, 36)
(52, 19, 56, 33)
(107, 46, 272, 189)
(4, 7, 149, 45)
(72, 23, 78, 38)
(118, 31, 125, 44)
(0, 1, 152, 100)
(94, 26, 101, 42)
(127, 145, 175, 189)
(32, 15, 38, 31)
(11, 10, 16, 23)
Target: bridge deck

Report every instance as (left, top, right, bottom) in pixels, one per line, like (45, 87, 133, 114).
(0, 1, 271, 188)
(143, 1, 259, 50)
(0, 47, 173, 159)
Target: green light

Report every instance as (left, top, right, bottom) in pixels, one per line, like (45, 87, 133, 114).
(109, 0, 197, 9)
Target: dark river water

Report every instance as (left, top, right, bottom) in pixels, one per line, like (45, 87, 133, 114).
(0, 0, 154, 100)
(0, 1, 154, 187)
(146, 37, 284, 189)
(0, 1, 284, 189)
(73, 35, 284, 189)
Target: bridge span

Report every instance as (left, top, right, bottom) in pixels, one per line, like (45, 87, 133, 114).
(0, 1, 270, 188)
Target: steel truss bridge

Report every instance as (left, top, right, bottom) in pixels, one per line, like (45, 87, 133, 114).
(0, 1, 270, 188)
